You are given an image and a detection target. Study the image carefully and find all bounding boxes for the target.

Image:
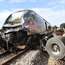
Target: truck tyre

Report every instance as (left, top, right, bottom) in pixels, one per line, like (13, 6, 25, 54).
(46, 36, 65, 59)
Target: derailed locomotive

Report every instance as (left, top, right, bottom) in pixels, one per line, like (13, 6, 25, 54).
(0, 10, 65, 59)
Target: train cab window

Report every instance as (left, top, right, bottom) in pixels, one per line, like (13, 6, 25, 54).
(28, 13, 35, 24)
(34, 14, 45, 28)
(28, 15, 38, 28)
(46, 22, 51, 31)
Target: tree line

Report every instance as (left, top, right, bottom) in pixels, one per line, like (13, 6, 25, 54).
(53, 23, 65, 29)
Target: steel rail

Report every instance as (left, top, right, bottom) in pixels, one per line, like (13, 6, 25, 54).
(0, 51, 10, 57)
(2, 49, 28, 65)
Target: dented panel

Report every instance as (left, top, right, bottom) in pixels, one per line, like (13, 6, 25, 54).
(2, 10, 50, 35)
(0, 9, 53, 54)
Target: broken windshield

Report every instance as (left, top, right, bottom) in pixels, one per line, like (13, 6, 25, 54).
(3, 10, 28, 27)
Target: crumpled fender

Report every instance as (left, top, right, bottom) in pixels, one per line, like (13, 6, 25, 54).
(5, 30, 16, 34)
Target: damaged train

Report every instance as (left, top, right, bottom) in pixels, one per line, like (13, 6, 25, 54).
(0, 10, 65, 59)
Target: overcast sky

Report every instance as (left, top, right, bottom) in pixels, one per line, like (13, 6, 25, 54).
(0, 0, 65, 28)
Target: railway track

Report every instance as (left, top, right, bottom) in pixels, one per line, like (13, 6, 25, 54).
(0, 51, 10, 57)
(0, 48, 29, 65)
(0, 47, 5, 55)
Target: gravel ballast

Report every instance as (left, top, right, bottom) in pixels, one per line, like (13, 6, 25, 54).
(10, 50, 65, 65)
